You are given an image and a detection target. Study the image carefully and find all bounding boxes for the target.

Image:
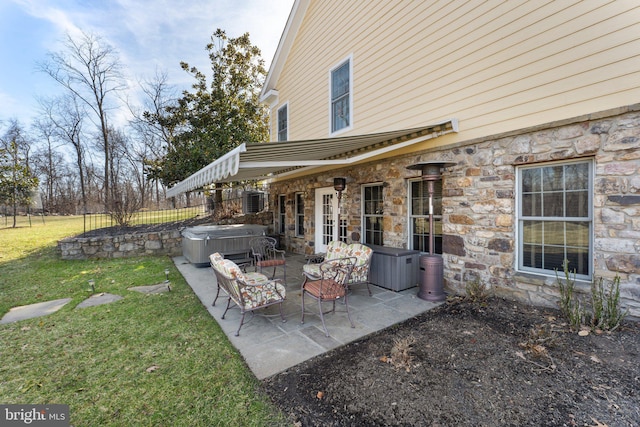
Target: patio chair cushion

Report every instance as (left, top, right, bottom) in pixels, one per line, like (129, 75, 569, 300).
(209, 252, 286, 336)
(210, 252, 224, 261)
(326, 240, 349, 260)
(240, 282, 287, 309)
(346, 243, 373, 283)
(303, 278, 345, 300)
(303, 242, 372, 284)
(302, 263, 321, 278)
(243, 272, 271, 285)
(210, 253, 270, 285)
(216, 258, 244, 279)
(256, 259, 286, 268)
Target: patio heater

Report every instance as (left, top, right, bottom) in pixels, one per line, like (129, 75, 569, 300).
(406, 161, 455, 301)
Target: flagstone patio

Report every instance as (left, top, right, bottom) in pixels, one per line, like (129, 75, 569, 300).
(173, 253, 442, 379)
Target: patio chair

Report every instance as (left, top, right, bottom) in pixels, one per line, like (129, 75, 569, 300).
(303, 241, 373, 296)
(249, 236, 287, 283)
(343, 243, 374, 296)
(211, 252, 272, 306)
(209, 253, 286, 336)
(301, 256, 356, 337)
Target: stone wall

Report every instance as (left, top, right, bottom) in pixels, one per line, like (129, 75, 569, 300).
(439, 109, 640, 317)
(57, 211, 274, 260)
(269, 105, 640, 317)
(58, 230, 183, 260)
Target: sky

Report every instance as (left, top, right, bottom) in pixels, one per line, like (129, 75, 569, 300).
(0, 0, 294, 129)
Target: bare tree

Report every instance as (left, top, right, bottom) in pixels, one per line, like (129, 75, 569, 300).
(39, 30, 126, 211)
(55, 165, 81, 214)
(107, 127, 142, 224)
(38, 95, 90, 213)
(128, 69, 178, 208)
(31, 117, 65, 213)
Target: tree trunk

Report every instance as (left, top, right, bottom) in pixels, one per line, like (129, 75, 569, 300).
(99, 106, 110, 212)
(213, 183, 223, 216)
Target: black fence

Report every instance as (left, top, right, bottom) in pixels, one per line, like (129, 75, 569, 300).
(83, 204, 208, 235)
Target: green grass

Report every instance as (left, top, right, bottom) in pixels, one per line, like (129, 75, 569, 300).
(0, 218, 287, 426)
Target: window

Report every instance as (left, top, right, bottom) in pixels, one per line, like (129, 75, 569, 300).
(363, 184, 384, 245)
(295, 192, 304, 236)
(278, 194, 286, 234)
(277, 103, 288, 141)
(409, 179, 443, 253)
(518, 160, 592, 278)
(242, 191, 264, 214)
(330, 57, 351, 133)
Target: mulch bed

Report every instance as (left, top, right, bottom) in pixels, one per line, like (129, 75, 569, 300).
(264, 297, 640, 426)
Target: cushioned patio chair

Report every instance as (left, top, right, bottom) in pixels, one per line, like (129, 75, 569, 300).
(210, 252, 286, 336)
(301, 256, 356, 337)
(249, 236, 287, 283)
(211, 252, 272, 306)
(303, 241, 373, 296)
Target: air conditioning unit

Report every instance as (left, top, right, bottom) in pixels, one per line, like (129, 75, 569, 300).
(242, 191, 265, 214)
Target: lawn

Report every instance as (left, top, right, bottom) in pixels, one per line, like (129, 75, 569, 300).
(0, 216, 286, 426)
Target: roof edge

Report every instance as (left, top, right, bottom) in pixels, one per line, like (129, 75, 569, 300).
(260, 0, 310, 102)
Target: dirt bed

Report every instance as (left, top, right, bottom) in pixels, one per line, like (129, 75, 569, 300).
(264, 297, 639, 426)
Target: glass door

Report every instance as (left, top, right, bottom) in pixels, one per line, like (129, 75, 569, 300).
(314, 187, 338, 253)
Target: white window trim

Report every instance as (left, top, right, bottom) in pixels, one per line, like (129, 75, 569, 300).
(295, 191, 304, 237)
(277, 101, 289, 142)
(515, 159, 594, 280)
(361, 182, 384, 245)
(406, 177, 444, 253)
(328, 54, 353, 136)
(278, 194, 286, 235)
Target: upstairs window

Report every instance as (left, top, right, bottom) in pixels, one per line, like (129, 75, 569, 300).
(277, 103, 288, 141)
(517, 160, 592, 278)
(331, 58, 351, 133)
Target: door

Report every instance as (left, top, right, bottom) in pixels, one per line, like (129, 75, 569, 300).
(314, 187, 338, 253)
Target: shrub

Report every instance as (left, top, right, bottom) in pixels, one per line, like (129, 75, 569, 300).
(464, 277, 491, 304)
(589, 274, 628, 332)
(556, 260, 628, 332)
(556, 260, 584, 331)
(390, 336, 416, 372)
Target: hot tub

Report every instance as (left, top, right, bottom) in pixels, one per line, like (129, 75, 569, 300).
(181, 224, 267, 267)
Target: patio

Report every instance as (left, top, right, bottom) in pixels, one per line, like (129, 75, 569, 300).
(173, 253, 442, 379)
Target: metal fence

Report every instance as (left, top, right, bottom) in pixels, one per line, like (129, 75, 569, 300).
(82, 204, 208, 235)
(1, 190, 267, 233)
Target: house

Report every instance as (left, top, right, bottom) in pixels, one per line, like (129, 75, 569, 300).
(168, 0, 640, 317)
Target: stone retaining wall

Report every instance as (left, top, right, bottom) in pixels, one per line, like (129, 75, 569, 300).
(58, 230, 183, 260)
(57, 211, 275, 260)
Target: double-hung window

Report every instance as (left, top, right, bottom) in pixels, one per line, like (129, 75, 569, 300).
(517, 160, 592, 278)
(295, 192, 304, 237)
(409, 179, 443, 253)
(330, 58, 351, 133)
(278, 194, 286, 234)
(277, 103, 288, 141)
(363, 184, 384, 246)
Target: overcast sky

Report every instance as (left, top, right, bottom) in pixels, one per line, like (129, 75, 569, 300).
(0, 0, 294, 129)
